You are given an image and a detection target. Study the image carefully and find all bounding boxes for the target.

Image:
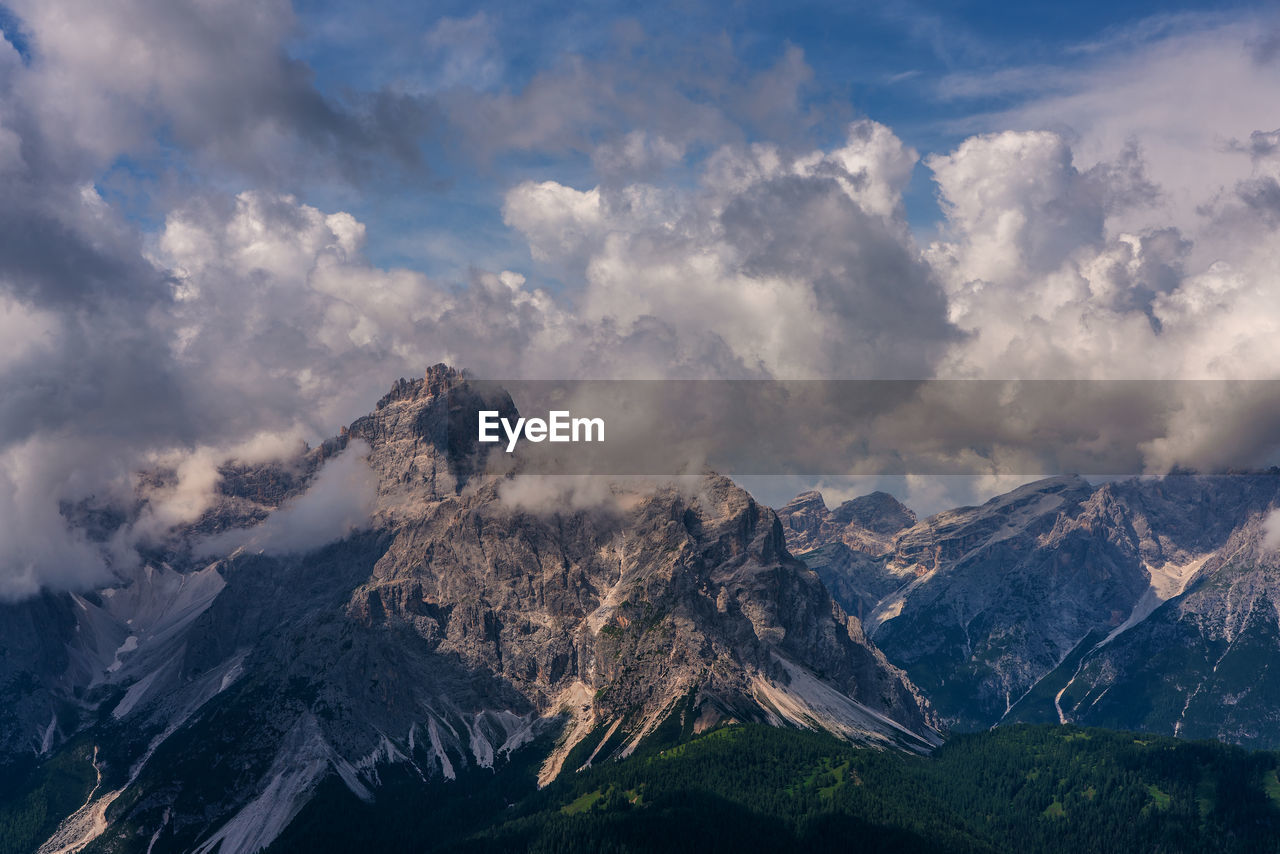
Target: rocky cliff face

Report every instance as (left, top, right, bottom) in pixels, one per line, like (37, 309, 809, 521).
(9, 367, 938, 854)
(784, 474, 1280, 741)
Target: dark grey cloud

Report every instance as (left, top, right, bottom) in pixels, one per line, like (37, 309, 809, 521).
(1228, 128, 1280, 161)
(719, 171, 959, 378)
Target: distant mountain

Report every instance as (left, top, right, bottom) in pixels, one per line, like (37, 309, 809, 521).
(781, 474, 1280, 744)
(1007, 482, 1280, 745)
(778, 490, 916, 557)
(776, 491, 916, 624)
(2, 367, 936, 854)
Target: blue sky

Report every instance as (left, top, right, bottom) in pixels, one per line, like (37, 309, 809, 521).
(255, 0, 1265, 276)
(22, 0, 1244, 281)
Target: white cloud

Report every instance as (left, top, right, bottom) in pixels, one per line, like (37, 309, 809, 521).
(924, 123, 1280, 386)
(0, 438, 114, 600)
(954, 16, 1280, 246)
(1262, 507, 1280, 552)
(504, 120, 957, 379)
(199, 441, 378, 557)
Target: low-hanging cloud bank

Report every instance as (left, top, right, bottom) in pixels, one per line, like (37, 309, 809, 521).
(1, 2, 1280, 598)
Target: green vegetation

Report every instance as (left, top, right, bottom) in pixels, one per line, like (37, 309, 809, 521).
(0, 739, 97, 854)
(10, 722, 1280, 852)
(1267, 769, 1280, 808)
(562, 788, 607, 815)
(1147, 783, 1172, 811)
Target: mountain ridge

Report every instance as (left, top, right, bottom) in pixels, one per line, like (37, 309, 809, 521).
(5, 367, 939, 854)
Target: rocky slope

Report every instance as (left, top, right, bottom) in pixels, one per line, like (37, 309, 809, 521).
(1004, 478, 1280, 747)
(5, 367, 938, 854)
(783, 474, 1280, 741)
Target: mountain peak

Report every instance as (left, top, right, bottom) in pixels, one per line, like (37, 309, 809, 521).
(373, 364, 465, 412)
(781, 490, 828, 512)
(352, 365, 517, 499)
(777, 489, 916, 557)
(831, 491, 916, 536)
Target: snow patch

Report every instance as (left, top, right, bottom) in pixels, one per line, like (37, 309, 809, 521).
(144, 808, 171, 854)
(106, 635, 138, 673)
(39, 712, 57, 756)
(218, 659, 244, 694)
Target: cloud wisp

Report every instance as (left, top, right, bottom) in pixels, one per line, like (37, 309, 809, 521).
(197, 441, 379, 557)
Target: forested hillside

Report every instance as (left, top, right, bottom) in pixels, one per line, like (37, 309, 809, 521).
(262, 723, 1280, 853)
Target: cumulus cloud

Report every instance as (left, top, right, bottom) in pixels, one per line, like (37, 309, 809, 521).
(504, 120, 959, 378)
(950, 14, 1280, 245)
(924, 124, 1280, 385)
(1263, 508, 1280, 552)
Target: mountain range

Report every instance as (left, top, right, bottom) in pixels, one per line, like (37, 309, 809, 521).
(4, 367, 1280, 852)
(778, 472, 1280, 745)
(2, 367, 934, 854)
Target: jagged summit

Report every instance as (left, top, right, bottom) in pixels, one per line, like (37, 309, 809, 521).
(777, 490, 830, 552)
(348, 365, 518, 498)
(781, 489, 827, 510)
(373, 363, 466, 410)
